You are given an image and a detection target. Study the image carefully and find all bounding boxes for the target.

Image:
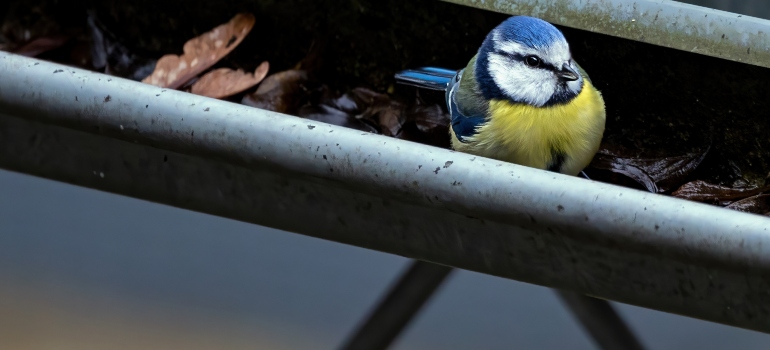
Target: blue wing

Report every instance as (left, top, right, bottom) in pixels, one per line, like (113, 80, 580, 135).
(446, 69, 488, 143)
(395, 66, 488, 143)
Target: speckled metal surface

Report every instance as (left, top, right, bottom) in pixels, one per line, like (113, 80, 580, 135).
(442, 0, 770, 68)
(1, 52, 770, 332)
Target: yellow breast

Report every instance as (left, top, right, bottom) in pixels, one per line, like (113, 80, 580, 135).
(450, 80, 606, 176)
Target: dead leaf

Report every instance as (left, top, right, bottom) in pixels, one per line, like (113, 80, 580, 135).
(402, 104, 450, 147)
(190, 61, 269, 99)
(587, 142, 710, 193)
(410, 104, 449, 134)
(350, 88, 405, 137)
(671, 180, 770, 202)
(88, 12, 156, 80)
(294, 87, 378, 133)
(9, 33, 71, 57)
(725, 194, 770, 214)
(239, 69, 448, 145)
(242, 69, 310, 114)
(298, 104, 379, 133)
(142, 13, 255, 89)
(375, 104, 405, 137)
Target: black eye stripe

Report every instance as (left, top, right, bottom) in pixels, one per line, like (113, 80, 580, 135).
(498, 51, 558, 71)
(540, 62, 558, 71)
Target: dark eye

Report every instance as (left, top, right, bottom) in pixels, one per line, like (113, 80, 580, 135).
(524, 55, 541, 67)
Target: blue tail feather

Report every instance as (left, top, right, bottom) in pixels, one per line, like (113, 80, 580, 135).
(416, 67, 457, 77)
(394, 67, 457, 91)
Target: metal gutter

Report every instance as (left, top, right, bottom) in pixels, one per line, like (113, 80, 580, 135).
(441, 0, 770, 69)
(1, 52, 770, 332)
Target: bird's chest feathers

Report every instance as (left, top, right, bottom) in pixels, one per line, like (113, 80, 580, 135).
(470, 85, 605, 172)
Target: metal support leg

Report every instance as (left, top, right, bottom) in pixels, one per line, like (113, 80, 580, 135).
(340, 260, 453, 350)
(556, 291, 645, 350)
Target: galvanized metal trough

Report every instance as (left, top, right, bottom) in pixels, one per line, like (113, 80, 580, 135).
(2, 0, 770, 335)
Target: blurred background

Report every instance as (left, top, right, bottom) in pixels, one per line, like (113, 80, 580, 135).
(2, 0, 770, 349)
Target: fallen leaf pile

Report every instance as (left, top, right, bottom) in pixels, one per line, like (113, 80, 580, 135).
(586, 133, 770, 216)
(1, 7, 768, 218)
(242, 70, 450, 146)
(586, 137, 711, 193)
(142, 13, 264, 98)
(670, 180, 770, 213)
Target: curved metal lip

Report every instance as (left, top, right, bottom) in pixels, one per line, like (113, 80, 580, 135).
(4, 52, 770, 331)
(442, 0, 770, 69)
(0, 51, 768, 270)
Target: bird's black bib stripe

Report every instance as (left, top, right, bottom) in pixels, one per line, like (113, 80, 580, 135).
(547, 149, 566, 172)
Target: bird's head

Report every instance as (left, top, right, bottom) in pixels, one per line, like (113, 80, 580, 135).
(475, 16, 583, 107)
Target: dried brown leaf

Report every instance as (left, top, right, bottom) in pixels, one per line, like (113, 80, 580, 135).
(376, 105, 405, 137)
(410, 104, 449, 133)
(242, 69, 309, 114)
(671, 180, 770, 202)
(398, 104, 450, 148)
(142, 13, 255, 89)
(342, 88, 405, 137)
(240, 73, 448, 144)
(294, 87, 379, 133)
(354, 90, 403, 136)
(191, 61, 269, 99)
(298, 104, 379, 133)
(10, 34, 71, 57)
(725, 194, 770, 214)
(587, 144, 710, 193)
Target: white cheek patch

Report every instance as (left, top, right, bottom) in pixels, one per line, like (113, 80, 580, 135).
(488, 53, 556, 107)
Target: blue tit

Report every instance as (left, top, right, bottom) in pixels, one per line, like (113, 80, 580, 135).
(396, 16, 606, 176)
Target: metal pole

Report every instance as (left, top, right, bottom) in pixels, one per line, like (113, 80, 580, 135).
(1, 53, 770, 332)
(557, 291, 645, 350)
(441, 0, 770, 69)
(340, 260, 453, 350)
(342, 262, 644, 350)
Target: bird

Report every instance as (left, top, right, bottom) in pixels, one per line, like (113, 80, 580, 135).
(395, 16, 605, 176)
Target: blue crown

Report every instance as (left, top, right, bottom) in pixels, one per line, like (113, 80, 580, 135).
(493, 16, 566, 49)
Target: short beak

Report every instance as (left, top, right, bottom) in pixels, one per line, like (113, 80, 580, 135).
(558, 64, 579, 81)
